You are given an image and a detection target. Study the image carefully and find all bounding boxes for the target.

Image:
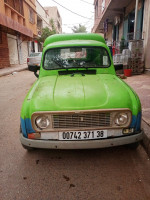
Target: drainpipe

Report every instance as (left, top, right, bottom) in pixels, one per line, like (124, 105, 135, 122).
(134, 0, 139, 40)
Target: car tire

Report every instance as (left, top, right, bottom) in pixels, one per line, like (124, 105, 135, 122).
(22, 144, 35, 151)
(126, 142, 139, 149)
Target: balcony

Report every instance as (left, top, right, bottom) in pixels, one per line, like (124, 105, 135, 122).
(0, 0, 33, 38)
(4, 0, 25, 26)
(4, 0, 24, 16)
(94, 0, 132, 33)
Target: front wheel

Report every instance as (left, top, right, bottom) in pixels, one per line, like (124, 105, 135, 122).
(126, 142, 140, 149)
(22, 144, 35, 151)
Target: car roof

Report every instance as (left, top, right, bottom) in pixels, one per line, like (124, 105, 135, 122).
(43, 33, 106, 48)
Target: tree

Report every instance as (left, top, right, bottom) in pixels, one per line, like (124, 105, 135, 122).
(72, 24, 87, 33)
(49, 18, 56, 34)
(38, 19, 56, 43)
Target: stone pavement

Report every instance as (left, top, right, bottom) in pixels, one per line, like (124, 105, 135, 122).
(0, 64, 27, 77)
(0, 65, 150, 155)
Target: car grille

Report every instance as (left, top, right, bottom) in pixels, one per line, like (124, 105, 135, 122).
(52, 112, 111, 129)
(31, 109, 132, 132)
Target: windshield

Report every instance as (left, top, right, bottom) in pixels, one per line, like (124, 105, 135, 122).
(29, 52, 42, 57)
(43, 47, 110, 70)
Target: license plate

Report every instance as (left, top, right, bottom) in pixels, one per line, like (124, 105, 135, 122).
(59, 130, 107, 140)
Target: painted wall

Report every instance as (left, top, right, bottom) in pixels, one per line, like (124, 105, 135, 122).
(23, 0, 37, 36)
(0, 32, 10, 68)
(44, 6, 62, 33)
(0, 0, 5, 14)
(36, 1, 51, 29)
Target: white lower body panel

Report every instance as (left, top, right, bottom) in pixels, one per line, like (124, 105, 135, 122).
(20, 131, 143, 149)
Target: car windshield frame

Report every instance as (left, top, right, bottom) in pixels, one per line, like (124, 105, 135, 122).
(43, 46, 111, 70)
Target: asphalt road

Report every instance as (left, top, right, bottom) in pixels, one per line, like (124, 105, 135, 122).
(0, 71, 150, 200)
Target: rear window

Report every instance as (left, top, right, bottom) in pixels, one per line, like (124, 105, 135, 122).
(29, 53, 42, 57)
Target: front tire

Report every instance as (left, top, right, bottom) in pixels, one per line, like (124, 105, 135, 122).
(22, 144, 35, 151)
(126, 142, 139, 149)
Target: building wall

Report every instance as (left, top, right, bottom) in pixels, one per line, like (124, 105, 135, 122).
(143, 0, 150, 69)
(44, 6, 62, 33)
(93, 0, 111, 33)
(23, 0, 37, 36)
(0, 0, 38, 68)
(36, 1, 51, 29)
(0, 32, 10, 69)
(105, 24, 113, 41)
(0, 0, 5, 14)
(0, 0, 37, 37)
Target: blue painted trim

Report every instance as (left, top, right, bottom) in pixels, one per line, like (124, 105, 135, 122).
(130, 112, 141, 131)
(25, 118, 35, 133)
(130, 115, 136, 128)
(20, 118, 27, 138)
(135, 112, 141, 131)
(20, 118, 35, 138)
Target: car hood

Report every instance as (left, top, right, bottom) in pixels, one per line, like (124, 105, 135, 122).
(27, 73, 136, 114)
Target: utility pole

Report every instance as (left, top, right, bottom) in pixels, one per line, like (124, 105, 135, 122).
(134, 0, 139, 40)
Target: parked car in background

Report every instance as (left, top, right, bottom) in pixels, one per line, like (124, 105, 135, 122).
(20, 33, 143, 151)
(27, 52, 42, 69)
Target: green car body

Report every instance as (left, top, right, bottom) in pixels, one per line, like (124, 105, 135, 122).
(20, 33, 143, 150)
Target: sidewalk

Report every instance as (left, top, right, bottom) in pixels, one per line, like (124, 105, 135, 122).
(125, 73, 150, 156)
(0, 65, 150, 155)
(0, 64, 27, 77)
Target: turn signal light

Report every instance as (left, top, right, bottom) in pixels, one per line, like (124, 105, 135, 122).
(123, 128, 134, 134)
(28, 133, 41, 139)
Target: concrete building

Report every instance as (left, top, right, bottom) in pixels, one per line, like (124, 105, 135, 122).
(92, 0, 150, 70)
(35, 0, 52, 52)
(44, 6, 62, 34)
(0, 0, 37, 69)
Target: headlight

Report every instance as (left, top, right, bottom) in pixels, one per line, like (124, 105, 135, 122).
(35, 116, 50, 129)
(115, 113, 128, 126)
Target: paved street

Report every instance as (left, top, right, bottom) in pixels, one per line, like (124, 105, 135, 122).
(0, 71, 150, 200)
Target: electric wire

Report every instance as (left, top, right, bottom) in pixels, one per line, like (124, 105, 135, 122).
(51, 0, 92, 20)
(80, 0, 93, 5)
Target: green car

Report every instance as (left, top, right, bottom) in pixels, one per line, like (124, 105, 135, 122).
(20, 33, 143, 150)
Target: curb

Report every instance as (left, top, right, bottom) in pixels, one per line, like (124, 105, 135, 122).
(0, 66, 27, 77)
(141, 120, 150, 157)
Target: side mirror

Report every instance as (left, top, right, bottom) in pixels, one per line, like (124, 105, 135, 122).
(28, 65, 40, 78)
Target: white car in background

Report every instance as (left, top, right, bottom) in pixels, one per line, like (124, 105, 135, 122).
(27, 52, 42, 68)
(27, 52, 42, 77)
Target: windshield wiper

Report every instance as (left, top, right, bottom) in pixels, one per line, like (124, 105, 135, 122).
(52, 60, 66, 69)
(52, 57, 69, 69)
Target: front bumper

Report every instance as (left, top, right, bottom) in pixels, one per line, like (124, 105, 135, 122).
(20, 131, 143, 149)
